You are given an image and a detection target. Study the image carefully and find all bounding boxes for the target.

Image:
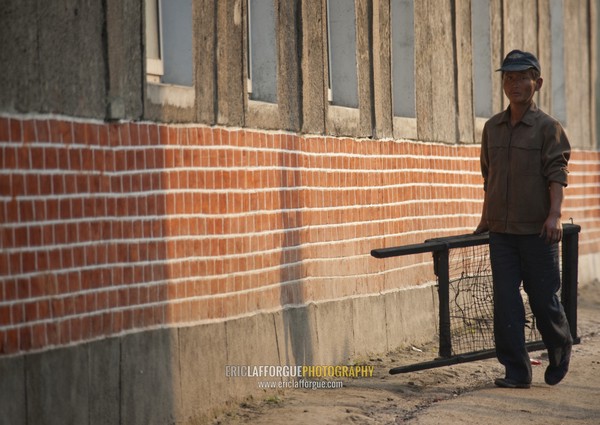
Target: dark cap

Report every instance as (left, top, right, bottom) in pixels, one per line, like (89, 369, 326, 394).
(496, 50, 541, 73)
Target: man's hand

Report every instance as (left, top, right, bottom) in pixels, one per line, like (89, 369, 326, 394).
(541, 182, 565, 244)
(540, 213, 562, 244)
(474, 195, 489, 235)
(474, 219, 489, 235)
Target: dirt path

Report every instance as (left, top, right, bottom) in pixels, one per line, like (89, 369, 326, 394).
(212, 279, 600, 424)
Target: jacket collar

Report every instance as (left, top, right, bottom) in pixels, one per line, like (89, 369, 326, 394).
(499, 102, 538, 126)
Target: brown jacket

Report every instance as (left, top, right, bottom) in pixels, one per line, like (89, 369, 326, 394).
(480, 103, 571, 234)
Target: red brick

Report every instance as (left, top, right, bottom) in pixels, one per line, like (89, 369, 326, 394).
(200, 127, 212, 145)
(133, 308, 145, 328)
(0, 117, 10, 142)
(70, 317, 82, 341)
(19, 326, 32, 351)
(46, 322, 60, 347)
(9, 118, 22, 142)
(97, 124, 109, 146)
(0, 305, 10, 326)
(140, 307, 153, 327)
(85, 123, 100, 146)
(31, 323, 47, 349)
(57, 320, 69, 345)
(0, 253, 9, 277)
(169, 127, 180, 145)
(72, 122, 85, 144)
(12, 226, 26, 248)
(111, 311, 123, 334)
(59, 120, 75, 144)
(11, 304, 24, 324)
(156, 124, 168, 145)
(91, 314, 103, 338)
(95, 291, 108, 311)
(123, 309, 134, 330)
(2, 147, 16, 172)
(62, 297, 76, 320)
(3, 328, 19, 354)
(108, 123, 121, 146)
(147, 123, 159, 146)
(133, 123, 145, 146)
(50, 297, 64, 318)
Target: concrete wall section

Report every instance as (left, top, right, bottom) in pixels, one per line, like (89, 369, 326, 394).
(105, 0, 144, 121)
(564, 1, 593, 149)
(0, 356, 25, 425)
(384, 286, 438, 351)
(0, 0, 39, 115)
(454, 0, 475, 144)
(0, 285, 441, 425)
(216, 0, 245, 126)
(489, 0, 504, 114)
(1, 0, 598, 149)
(194, 0, 218, 125)
(120, 329, 182, 425)
(0, 0, 107, 118)
(2, 271, 598, 424)
(414, 0, 458, 143)
(536, 0, 551, 114)
(372, 0, 393, 139)
(25, 346, 90, 425)
(300, 0, 327, 134)
(275, 0, 302, 132)
(179, 323, 228, 421)
(355, 0, 376, 137)
(88, 339, 120, 425)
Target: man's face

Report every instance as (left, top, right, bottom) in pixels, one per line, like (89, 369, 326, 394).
(502, 70, 541, 106)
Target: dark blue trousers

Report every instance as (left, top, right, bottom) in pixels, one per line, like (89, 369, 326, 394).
(489, 232, 573, 383)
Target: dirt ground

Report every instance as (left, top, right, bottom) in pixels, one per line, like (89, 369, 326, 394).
(212, 279, 600, 424)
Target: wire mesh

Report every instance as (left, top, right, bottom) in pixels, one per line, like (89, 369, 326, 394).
(446, 244, 541, 355)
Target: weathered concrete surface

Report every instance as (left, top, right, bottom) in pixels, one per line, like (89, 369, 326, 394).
(25, 345, 89, 425)
(0, 284, 442, 424)
(384, 286, 438, 351)
(88, 338, 120, 425)
(0, 0, 107, 118)
(313, 298, 354, 365)
(120, 328, 182, 425)
(300, 0, 327, 135)
(216, 0, 245, 127)
(105, 0, 144, 121)
(2, 268, 599, 425)
(1, 0, 597, 148)
(414, 0, 458, 143)
(179, 322, 228, 422)
(0, 356, 25, 425)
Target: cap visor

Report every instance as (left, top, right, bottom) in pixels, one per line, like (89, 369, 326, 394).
(496, 64, 536, 72)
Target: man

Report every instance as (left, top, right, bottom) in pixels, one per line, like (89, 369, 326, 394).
(475, 50, 573, 389)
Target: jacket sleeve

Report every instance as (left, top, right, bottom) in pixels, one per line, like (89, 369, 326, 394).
(480, 123, 489, 192)
(542, 120, 571, 187)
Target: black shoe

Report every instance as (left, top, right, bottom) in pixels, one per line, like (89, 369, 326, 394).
(494, 378, 531, 389)
(545, 344, 572, 386)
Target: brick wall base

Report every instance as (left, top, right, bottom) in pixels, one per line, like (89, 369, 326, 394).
(1, 283, 440, 425)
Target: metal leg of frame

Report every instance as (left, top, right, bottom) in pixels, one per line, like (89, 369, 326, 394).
(561, 228, 580, 344)
(434, 249, 452, 358)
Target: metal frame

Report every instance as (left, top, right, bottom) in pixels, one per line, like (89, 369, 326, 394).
(371, 223, 581, 374)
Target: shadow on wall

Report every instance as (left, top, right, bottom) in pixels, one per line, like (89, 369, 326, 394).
(279, 135, 314, 367)
(0, 119, 180, 425)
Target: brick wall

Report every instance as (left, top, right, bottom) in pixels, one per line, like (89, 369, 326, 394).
(1, 115, 598, 356)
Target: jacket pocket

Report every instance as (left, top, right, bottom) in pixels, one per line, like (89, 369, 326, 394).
(511, 136, 542, 176)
